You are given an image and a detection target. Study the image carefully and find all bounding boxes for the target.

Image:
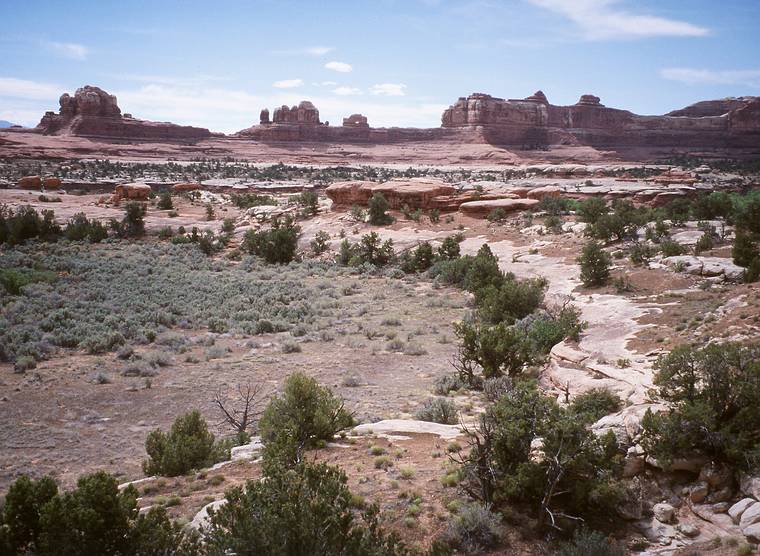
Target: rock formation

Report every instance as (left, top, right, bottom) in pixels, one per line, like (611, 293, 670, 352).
(37, 85, 211, 141)
(112, 182, 151, 203)
(326, 179, 456, 210)
(342, 114, 369, 127)
(441, 92, 760, 149)
(272, 101, 321, 125)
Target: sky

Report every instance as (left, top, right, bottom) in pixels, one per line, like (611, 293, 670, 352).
(1, 0, 759, 133)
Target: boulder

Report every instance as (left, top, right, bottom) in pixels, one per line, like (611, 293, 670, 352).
(459, 198, 539, 217)
(700, 463, 734, 490)
(676, 523, 700, 538)
(739, 501, 760, 530)
(172, 182, 202, 193)
(744, 522, 760, 543)
(729, 498, 756, 524)
(740, 474, 760, 499)
(526, 185, 562, 200)
(18, 175, 42, 189)
(190, 499, 227, 530)
(43, 177, 61, 189)
(690, 482, 710, 503)
(653, 502, 675, 523)
(113, 182, 151, 203)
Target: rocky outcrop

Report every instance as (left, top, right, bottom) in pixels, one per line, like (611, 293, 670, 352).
(37, 85, 211, 141)
(113, 182, 151, 203)
(342, 114, 369, 127)
(172, 182, 202, 193)
(17, 175, 42, 190)
(459, 198, 540, 216)
(326, 178, 457, 210)
(441, 92, 760, 149)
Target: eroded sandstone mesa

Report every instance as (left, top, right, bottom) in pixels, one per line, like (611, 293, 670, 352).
(36, 85, 212, 141)
(441, 92, 760, 149)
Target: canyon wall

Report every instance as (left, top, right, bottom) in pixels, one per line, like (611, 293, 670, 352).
(36, 86, 212, 142)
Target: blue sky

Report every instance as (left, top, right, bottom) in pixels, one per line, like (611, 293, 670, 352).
(1, 0, 759, 132)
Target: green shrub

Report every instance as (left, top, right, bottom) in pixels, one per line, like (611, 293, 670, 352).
(221, 217, 235, 235)
(661, 239, 687, 257)
(259, 372, 355, 464)
(242, 215, 300, 264)
(204, 462, 407, 555)
(556, 529, 625, 556)
(310, 230, 331, 255)
(340, 232, 395, 267)
(157, 192, 173, 210)
(296, 190, 319, 217)
(459, 381, 622, 531)
(641, 342, 760, 471)
(578, 241, 611, 287)
(0, 472, 198, 556)
(437, 234, 462, 260)
(570, 388, 622, 423)
(230, 193, 276, 209)
(368, 192, 393, 225)
(629, 242, 656, 266)
(0, 205, 61, 245)
(433, 374, 465, 396)
(401, 242, 435, 273)
(439, 503, 503, 553)
(482, 376, 513, 402)
(414, 397, 458, 424)
(474, 276, 547, 325)
(454, 321, 534, 383)
(117, 202, 146, 238)
(0, 267, 57, 295)
(143, 410, 221, 476)
(576, 198, 608, 225)
(487, 207, 507, 223)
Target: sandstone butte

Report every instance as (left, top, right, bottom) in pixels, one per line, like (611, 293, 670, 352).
(35, 85, 212, 141)
(20, 85, 759, 152)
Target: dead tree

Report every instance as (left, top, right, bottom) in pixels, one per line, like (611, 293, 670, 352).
(213, 382, 269, 439)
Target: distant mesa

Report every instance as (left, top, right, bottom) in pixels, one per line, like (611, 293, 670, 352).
(9, 83, 760, 154)
(36, 85, 211, 142)
(0, 120, 17, 129)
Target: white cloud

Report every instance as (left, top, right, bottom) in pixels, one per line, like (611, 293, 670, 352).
(332, 86, 362, 96)
(370, 83, 407, 96)
(44, 41, 89, 60)
(273, 78, 304, 89)
(0, 77, 62, 100)
(314, 81, 338, 87)
(273, 46, 335, 56)
(528, 0, 709, 39)
(660, 68, 760, 88)
(324, 61, 352, 73)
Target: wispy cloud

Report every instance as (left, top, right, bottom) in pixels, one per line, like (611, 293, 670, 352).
(527, 0, 709, 39)
(273, 78, 304, 89)
(0, 77, 62, 100)
(273, 46, 335, 56)
(332, 86, 362, 96)
(324, 61, 352, 73)
(314, 81, 338, 87)
(44, 41, 89, 60)
(660, 68, 760, 88)
(370, 83, 407, 97)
